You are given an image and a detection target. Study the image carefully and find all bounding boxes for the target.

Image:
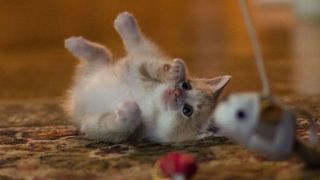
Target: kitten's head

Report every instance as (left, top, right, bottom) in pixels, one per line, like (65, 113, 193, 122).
(155, 74, 231, 142)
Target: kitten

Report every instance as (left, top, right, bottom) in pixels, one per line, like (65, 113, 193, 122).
(64, 12, 231, 143)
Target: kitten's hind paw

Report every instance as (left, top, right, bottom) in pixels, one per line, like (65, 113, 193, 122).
(65, 36, 111, 61)
(116, 101, 141, 128)
(65, 36, 88, 55)
(114, 12, 140, 43)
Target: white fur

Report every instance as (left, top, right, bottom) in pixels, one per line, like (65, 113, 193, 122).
(214, 93, 260, 144)
(66, 54, 173, 142)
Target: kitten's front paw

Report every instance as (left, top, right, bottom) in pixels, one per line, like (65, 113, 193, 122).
(114, 12, 139, 41)
(116, 101, 141, 127)
(168, 58, 186, 83)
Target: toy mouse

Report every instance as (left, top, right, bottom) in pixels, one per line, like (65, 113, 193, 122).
(213, 0, 320, 167)
(214, 93, 320, 166)
(214, 94, 296, 159)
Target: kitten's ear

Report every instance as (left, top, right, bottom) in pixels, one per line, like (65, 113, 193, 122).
(206, 75, 231, 97)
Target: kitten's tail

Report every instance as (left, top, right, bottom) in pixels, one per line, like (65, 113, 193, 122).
(65, 36, 112, 75)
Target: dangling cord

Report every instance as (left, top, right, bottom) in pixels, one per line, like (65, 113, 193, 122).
(238, 0, 270, 96)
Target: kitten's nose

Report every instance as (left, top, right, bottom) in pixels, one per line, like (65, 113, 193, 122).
(173, 88, 182, 98)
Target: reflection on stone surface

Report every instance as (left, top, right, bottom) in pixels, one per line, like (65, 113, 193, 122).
(0, 1, 319, 99)
(292, 23, 320, 95)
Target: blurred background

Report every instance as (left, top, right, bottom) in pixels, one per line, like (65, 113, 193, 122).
(0, 0, 319, 100)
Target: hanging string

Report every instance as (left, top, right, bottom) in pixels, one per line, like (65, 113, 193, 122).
(238, 0, 270, 96)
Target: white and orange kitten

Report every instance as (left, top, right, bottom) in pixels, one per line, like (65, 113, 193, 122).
(64, 12, 231, 143)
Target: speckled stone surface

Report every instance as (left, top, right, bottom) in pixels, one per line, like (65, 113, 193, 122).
(0, 95, 319, 180)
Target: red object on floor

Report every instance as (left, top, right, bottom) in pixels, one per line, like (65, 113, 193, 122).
(158, 152, 198, 179)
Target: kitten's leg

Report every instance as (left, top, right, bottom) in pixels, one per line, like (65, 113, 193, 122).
(80, 101, 142, 142)
(65, 36, 112, 63)
(114, 12, 164, 57)
(65, 36, 112, 75)
(140, 58, 187, 83)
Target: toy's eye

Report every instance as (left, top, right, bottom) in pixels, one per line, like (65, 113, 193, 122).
(236, 110, 246, 120)
(182, 104, 193, 117)
(181, 81, 192, 90)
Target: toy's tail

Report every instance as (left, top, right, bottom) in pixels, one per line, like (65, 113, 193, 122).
(294, 139, 320, 167)
(308, 119, 319, 144)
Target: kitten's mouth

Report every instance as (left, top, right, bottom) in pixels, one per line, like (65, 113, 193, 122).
(162, 88, 182, 110)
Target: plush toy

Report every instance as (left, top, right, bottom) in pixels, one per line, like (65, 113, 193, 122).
(214, 93, 320, 166)
(213, 0, 320, 167)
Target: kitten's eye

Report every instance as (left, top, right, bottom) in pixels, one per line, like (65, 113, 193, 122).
(181, 81, 192, 90)
(182, 104, 193, 118)
(236, 110, 246, 120)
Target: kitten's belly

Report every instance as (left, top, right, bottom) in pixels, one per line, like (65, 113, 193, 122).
(75, 67, 167, 138)
(79, 70, 144, 115)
